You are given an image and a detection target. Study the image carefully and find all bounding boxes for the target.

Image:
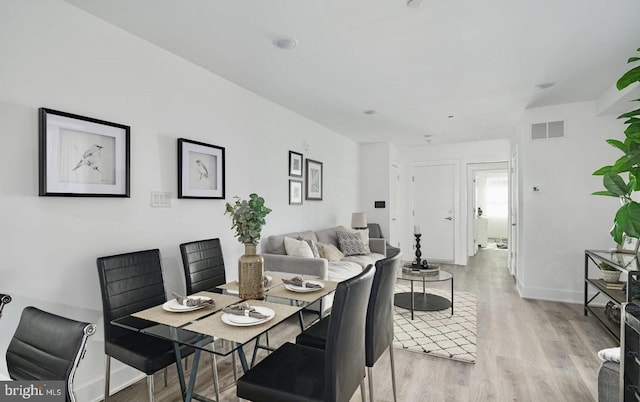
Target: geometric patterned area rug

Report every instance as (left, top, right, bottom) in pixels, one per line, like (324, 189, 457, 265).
(393, 285, 477, 363)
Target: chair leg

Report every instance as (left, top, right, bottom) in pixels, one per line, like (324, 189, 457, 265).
(146, 374, 155, 402)
(361, 376, 367, 402)
(104, 356, 111, 401)
(163, 367, 168, 387)
(367, 366, 374, 402)
(389, 346, 397, 402)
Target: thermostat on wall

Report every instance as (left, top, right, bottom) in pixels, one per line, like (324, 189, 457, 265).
(374, 201, 386, 208)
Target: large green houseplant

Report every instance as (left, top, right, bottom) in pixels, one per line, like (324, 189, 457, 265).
(593, 48, 640, 245)
(224, 193, 272, 300)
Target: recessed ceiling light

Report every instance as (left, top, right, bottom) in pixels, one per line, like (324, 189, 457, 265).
(407, 0, 423, 8)
(273, 37, 298, 50)
(535, 82, 555, 90)
(364, 110, 377, 115)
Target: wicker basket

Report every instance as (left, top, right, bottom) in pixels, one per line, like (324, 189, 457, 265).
(602, 269, 621, 283)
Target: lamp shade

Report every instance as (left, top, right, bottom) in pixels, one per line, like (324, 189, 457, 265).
(351, 213, 368, 229)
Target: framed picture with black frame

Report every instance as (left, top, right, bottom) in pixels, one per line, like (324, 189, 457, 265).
(289, 179, 303, 205)
(178, 138, 225, 199)
(289, 151, 303, 177)
(38, 108, 130, 197)
(305, 159, 323, 200)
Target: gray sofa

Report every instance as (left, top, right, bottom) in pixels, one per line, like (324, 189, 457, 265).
(262, 225, 386, 281)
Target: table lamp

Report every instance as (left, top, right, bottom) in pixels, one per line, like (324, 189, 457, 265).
(351, 213, 368, 230)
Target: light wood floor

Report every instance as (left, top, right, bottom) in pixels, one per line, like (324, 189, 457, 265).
(104, 249, 614, 401)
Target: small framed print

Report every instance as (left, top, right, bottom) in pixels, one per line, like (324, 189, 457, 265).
(305, 159, 323, 201)
(289, 179, 303, 205)
(289, 151, 303, 177)
(617, 235, 640, 254)
(39, 108, 130, 197)
(178, 138, 225, 199)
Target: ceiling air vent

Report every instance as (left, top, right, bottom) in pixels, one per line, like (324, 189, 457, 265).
(531, 121, 565, 140)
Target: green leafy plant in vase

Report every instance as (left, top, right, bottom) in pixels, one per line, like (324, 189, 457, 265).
(598, 262, 621, 283)
(593, 48, 640, 246)
(225, 193, 272, 300)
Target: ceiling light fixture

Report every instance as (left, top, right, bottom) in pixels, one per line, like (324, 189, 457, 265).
(273, 37, 298, 50)
(535, 82, 555, 90)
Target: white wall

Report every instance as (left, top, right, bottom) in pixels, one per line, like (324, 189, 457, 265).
(0, 1, 358, 400)
(358, 143, 391, 239)
(395, 139, 510, 265)
(515, 100, 623, 302)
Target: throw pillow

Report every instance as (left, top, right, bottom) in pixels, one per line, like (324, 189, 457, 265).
(284, 236, 314, 258)
(336, 231, 367, 256)
(298, 237, 320, 258)
(316, 243, 345, 262)
(340, 227, 371, 253)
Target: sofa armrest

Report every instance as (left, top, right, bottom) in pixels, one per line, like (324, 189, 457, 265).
(263, 254, 329, 279)
(369, 238, 386, 257)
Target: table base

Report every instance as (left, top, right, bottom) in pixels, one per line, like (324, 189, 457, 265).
(394, 292, 451, 312)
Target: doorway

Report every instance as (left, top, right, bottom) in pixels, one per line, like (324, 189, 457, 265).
(467, 162, 509, 257)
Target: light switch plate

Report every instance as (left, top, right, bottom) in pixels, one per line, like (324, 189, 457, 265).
(151, 191, 172, 207)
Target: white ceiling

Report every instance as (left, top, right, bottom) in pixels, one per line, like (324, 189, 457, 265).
(64, 0, 640, 145)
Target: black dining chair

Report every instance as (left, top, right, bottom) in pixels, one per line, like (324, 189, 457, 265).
(180, 238, 227, 294)
(236, 264, 376, 402)
(0, 293, 12, 319)
(179, 238, 230, 400)
(97, 248, 193, 402)
(6, 306, 96, 402)
(296, 249, 401, 401)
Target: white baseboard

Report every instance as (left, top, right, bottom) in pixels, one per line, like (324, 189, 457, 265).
(518, 285, 582, 304)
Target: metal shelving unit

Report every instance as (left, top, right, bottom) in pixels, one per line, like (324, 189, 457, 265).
(584, 250, 640, 340)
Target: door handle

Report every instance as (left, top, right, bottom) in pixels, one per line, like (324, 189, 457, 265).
(445, 217, 453, 221)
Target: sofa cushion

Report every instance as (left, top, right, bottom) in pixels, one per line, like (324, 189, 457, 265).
(316, 243, 344, 262)
(327, 261, 363, 282)
(284, 237, 314, 258)
(336, 231, 367, 256)
(343, 253, 385, 269)
(315, 226, 347, 247)
(265, 230, 318, 255)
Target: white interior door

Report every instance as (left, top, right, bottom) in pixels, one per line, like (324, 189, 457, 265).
(413, 163, 455, 262)
(509, 152, 518, 277)
(390, 164, 400, 248)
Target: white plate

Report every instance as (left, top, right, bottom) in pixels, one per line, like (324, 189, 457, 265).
(221, 306, 275, 326)
(162, 296, 212, 312)
(284, 280, 325, 293)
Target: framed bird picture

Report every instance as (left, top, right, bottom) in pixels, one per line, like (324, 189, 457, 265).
(178, 138, 225, 199)
(38, 108, 130, 197)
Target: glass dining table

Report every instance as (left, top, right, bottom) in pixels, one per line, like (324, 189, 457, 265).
(111, 272, 337, 402)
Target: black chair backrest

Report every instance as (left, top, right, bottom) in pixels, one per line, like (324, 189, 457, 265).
(179, 238, 226, 295)
(6, 306, 95, 402)
(366, 249, 401, 366)
(367, 223, 385, 239)
(96, 249, 166, 341)
(324, 264, 375, 402)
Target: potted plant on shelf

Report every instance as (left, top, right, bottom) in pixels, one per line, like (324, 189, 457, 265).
(599, 262, 622, 283)
(592, 48, 640, 246)
(225, 193, 272, 300)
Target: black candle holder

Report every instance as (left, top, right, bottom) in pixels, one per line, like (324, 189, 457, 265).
(413, 234, 422, 267)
